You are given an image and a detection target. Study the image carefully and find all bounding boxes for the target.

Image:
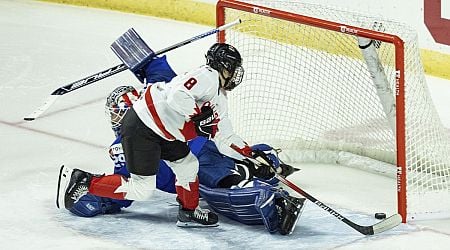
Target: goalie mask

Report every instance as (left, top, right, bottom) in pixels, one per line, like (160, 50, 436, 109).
(105, 86, 139, 135)
(206, 43, 244, 91)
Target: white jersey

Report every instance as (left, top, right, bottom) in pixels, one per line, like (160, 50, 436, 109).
(133, 65, 247, 160)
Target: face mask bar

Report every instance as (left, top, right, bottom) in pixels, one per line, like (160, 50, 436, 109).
(224, 65, 244, 90)
(106, 103, 131, 129)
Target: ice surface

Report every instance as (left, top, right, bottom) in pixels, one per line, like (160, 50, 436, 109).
(0, 1, 449, 249)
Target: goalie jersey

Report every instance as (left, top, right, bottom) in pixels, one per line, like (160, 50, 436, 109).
(109, 135, 176, 194)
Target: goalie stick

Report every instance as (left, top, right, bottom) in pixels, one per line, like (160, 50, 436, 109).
(249, 151, 402, 235)
(23, 19, 242, 121)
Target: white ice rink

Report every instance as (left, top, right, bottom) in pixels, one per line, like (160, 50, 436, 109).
(1, 0, 450, 249)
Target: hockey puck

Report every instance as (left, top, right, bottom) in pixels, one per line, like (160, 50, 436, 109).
(375, 212, 386, 219)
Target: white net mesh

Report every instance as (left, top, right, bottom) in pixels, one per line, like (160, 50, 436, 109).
(220, 0, 450, 220)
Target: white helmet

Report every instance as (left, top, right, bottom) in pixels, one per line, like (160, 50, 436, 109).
(105, 86, 139, 133)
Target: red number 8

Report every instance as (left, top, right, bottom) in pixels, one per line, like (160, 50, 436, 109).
(184, 77, 197, 90)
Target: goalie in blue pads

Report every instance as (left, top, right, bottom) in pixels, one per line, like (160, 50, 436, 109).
(67, 41, 305, 234)
(196, 141, 304, 234)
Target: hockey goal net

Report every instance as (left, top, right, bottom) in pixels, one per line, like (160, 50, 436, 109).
(217, 0, 450, 222)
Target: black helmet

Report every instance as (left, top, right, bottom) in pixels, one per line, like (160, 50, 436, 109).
(206, 43, 244, 90)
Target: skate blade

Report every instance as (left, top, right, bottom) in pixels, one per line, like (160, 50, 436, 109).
(56, 165, 72, 209)
(176, 221, 219, 228)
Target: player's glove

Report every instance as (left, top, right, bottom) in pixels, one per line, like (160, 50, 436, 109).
(191, 106, 218, 139)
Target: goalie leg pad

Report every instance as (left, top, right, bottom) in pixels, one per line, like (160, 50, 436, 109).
(199, 183, 265, 225)
(257, 192, 278, 233)
(199, 180, 281, 233)
(69, 194, 124, 217)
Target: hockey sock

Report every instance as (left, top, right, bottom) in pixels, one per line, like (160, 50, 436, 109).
(89, 174, 126, 200)
(176, 178, 199, 210)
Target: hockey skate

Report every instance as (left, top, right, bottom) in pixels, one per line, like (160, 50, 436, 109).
(56, 165, 93, 210)
(276, 196, 306, 235)
(176, 206, 219, 228)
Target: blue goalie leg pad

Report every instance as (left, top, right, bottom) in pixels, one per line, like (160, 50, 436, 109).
(199, 184, 263, 225)
(199, 180, 282, 233)
(257, 192, 278, 233)
(69, 194, 124, 217)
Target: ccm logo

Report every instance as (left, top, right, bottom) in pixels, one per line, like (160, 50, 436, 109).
(253, 7, 271, 15)
(340, 25, 358, 35)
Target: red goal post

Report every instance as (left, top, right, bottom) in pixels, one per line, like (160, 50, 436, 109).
(216, 0, 409, 222)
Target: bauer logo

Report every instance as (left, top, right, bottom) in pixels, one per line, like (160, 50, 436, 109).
(253, 7, 271, 16)
(395, 70, 401, 96)
(340, 26, 358, 35)
(397, 166, 402, 192)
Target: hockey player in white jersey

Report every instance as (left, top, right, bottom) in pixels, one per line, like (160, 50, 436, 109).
(61, 80, 305, 235)
(58, 43, 253, 227)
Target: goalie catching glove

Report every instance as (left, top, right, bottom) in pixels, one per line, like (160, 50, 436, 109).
(250, 144, 300, 178)
(191, 105, 219, 139)
(231, 143, 299, 180)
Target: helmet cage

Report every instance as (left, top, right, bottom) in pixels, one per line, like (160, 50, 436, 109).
(223, 64, 244, 91)
(105, 86, 139, 129)
(107, 103, 130, 129)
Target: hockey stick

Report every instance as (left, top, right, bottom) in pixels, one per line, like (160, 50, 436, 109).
(249, 151, 402, 235)
(23, 19, 242, 121)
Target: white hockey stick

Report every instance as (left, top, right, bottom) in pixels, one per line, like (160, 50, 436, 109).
(24, 95, 59, 121)
(24, 19, 242, 121)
